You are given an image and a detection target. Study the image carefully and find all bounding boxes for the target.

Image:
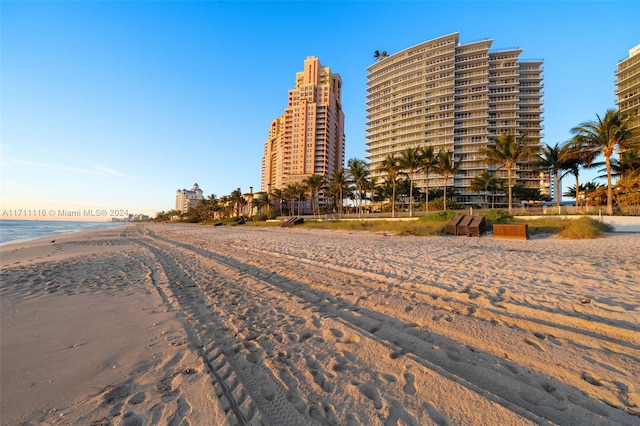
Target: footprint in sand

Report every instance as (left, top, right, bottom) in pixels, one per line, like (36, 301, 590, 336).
(310, 369, 336, 393)
(524, 338, 545, 352)
(168, 397, 192, 426)
(311, 316, 322, 328)
(422, 401, 450, 426)
(330, 328, 344, 339)
(403, 372, 417, 395)
(581, 370, 603, 386)
(308, 404, 326, 422)
(356, 381, 383, 410)
(103, 383, 132, 406)
(118, 412, 146, 426)
(613, 380, 638, 407)
(261, 381, 276, 401)
(287, 392, 307, 414)
(128, 392, 146, 405)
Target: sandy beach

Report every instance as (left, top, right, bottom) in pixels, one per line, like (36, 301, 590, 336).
(1, 223, 638, 425)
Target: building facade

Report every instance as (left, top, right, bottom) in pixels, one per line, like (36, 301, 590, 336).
(616, 44, 640, 134)
(175, 183, 204, 213)
(261, 56, 345, 195)
(366, 32, 544, 207)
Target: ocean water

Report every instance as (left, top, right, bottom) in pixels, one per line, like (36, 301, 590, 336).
(0, 220, 126, 246)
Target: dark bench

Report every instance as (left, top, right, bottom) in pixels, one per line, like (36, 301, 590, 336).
(456, 216, 474, 236)
(446, 215, 464, 235)
(492, 224, 529, 240)
(281, 216, 304, 227)
(467, 216, 487, 237)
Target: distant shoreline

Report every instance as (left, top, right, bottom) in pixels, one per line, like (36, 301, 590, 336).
(0, 220, 127, 247)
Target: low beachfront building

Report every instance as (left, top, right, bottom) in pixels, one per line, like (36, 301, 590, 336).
(175, 183, 204, 213)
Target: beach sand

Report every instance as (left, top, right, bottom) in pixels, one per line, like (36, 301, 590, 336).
(1, 223, 638, 425)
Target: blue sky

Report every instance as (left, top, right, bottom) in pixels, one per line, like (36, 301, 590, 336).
(1, 1, 638, 219)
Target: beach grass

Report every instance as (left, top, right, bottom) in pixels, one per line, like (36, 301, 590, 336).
(240, 211, 614, 238)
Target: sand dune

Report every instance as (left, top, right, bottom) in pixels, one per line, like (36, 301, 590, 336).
(1, 223, 638, 425)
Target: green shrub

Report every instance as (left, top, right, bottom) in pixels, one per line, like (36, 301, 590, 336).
(419, 210, 458, 222)
(517, 217, 564, 235)
(557, 217, 613, 239)
(301, 219, 446, 236)
(429, 197, 463, 211)
(484, 209, 514, 224)
(220, 217, 241, 225)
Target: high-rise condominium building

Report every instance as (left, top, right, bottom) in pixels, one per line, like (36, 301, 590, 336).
(616, 44, 640, 134)
(261, 56, 345, 193)
(366, 32, 544, 207)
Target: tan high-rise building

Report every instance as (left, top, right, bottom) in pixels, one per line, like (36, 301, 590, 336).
(616, 44, 640, 134)
(366, 33, 544, 207)
(261, 56, 345, 193)
(175, 183, 204, 213)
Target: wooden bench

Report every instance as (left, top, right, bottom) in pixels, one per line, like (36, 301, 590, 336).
(446, 215, 464, 235)
(281, 216, 304, 227)
(456, 216, 474, 236)
(492, 224, 529, 240)
(467, 216, 487, 237)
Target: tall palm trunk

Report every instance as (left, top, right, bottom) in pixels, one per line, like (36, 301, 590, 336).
(507, 166, 513, 213)
(575, 175, 580, 209)
(443, 176, 448, 211)
(391, 183, 396, 218)
(408, 172, 414, 217)
(554, 171, 560, 208)
(605, 155, 613, 215)
(424, 171, 430, 212)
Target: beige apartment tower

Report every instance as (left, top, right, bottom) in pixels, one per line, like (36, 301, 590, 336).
(261, 56, 345, 193)
(175, 183, 204, 213)
(616, 44, 640, 134)
(366, 32, 544, 206)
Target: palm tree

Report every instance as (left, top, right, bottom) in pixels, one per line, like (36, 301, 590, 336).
(564, 181, 605, 207)
(398, 147, 422, 217)
(559, 141, 594, 209)
(373, 50, 389, 61)
(608, 149, 640, 180)
(469, 171, 501, 208)
(379, 155, 400, 217)
(347, 158, 369, 217)
(283, 185, 298, 216)
(272, 188, 285, 217)
(251, 197, 265, 216)
(285, 183, 307, 216)
(367, 176, 387, 211)
(432, 150, 460, 211)
(538, 142, 568, 208)
(571, 109, 635, 214)
(480, 132, 534, 213)
(420, 146, 435, 212)
(297, 183, 308, 215)
(329, 168, 349, 217)
(229, 188, 246, 218)
(304, 174, 327, 217)
(204, 194, 219, 221)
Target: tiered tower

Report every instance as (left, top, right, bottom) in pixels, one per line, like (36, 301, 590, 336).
(261, 56, 345, 193)
(366, 33, 544, 206)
